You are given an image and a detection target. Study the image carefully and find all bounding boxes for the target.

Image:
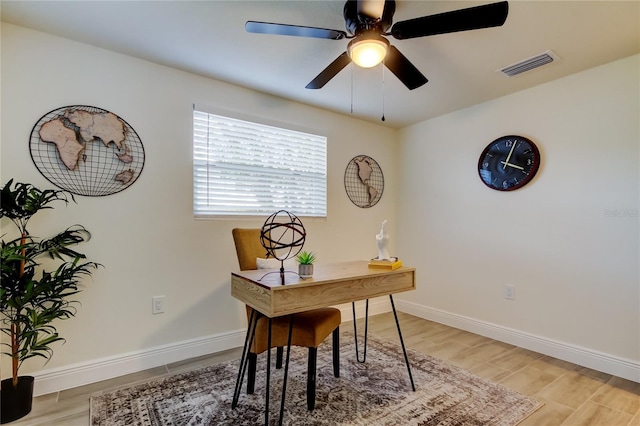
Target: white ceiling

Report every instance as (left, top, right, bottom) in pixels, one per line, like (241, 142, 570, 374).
(2, 0, 639, 128)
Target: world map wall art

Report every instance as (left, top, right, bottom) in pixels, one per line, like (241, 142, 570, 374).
(344, 155, 385, 208)
(29, 105, 145, 196)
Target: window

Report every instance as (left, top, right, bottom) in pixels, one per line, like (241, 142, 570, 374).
(193, 110, 327, 218)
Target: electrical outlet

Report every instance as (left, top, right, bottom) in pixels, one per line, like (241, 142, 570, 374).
(152, 296, 165, 314)
(503, 285, 515, 300)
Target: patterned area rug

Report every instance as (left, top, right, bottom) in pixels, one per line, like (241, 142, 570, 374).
(90, 331, 542, 425)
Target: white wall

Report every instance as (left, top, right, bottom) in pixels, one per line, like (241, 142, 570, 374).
(2, 22, 638, 392)
(0, 24, 400, 393)
(396, 55, 639, 380)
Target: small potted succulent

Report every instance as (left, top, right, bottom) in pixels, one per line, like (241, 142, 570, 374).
(296, 251, 316, 279)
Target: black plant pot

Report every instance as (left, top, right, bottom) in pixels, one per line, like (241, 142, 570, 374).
(1, 376, 34, 424)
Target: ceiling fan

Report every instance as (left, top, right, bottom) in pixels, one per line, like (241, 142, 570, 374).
(246, 0, 508, 90)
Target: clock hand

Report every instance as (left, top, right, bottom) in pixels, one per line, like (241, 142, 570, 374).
(500, 161, 524, 170)
(503, 141, 517, 169)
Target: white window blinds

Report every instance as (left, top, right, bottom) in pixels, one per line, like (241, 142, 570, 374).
(193, 110, 327, 217)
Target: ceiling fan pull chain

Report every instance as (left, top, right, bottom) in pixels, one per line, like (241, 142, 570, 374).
(381, 65, 385, 122)
(350, 64, 354, 114)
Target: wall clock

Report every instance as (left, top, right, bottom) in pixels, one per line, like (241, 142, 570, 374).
(478, 135, 540, 191)
(344, 155, 384, 208)
(29, 105, 145, 197)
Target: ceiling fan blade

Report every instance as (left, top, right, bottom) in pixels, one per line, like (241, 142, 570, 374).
(384, 45, 428, 90)
(390, 1, 508, 40)
(246, 21, 347, 40)
(306, 52, 352, 89)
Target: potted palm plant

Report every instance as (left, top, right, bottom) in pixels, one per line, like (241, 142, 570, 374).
(296, 250, 316, 279)
(0, 179, 100, 423)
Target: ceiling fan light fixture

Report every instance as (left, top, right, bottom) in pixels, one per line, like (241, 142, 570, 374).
(348, 35, 389, 68)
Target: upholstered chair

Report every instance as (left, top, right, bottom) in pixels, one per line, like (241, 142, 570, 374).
(232, 228, 341, 410)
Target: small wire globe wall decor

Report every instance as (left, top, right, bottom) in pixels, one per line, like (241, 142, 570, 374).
(260, 210, 306, 284)
(344, 155, 384, 208)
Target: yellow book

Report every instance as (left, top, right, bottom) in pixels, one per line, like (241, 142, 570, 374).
(368, 258, 403, 270)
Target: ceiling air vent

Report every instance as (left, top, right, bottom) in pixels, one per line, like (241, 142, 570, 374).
(499, 50, 559, 77)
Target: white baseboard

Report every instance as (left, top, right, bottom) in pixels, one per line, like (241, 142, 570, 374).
(33, 330, 246, 396)
(395, 300, 640, 383)
(32, 298, 638, 395)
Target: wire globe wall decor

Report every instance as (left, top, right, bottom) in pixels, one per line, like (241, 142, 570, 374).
(29, 105, 145, 197)
(344, 155, 384, 208)
(260, 210, 306, 284)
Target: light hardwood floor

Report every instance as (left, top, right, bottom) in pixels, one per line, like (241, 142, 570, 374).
(9, 312, 640, 425)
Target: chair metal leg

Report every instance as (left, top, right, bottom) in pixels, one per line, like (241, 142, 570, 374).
(276, 346, 284, 369)
(352, 300, 369, 363)
(332, 327, 340, 377)
(307, 347, 317, 410)
(389, 295, 415, 391)
(246, 353, 257, 394)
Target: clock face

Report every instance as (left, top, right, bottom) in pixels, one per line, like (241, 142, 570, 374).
(478, 135, 540, 191)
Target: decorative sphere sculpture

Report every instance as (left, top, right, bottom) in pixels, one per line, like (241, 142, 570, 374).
(260, 210, 306, 262)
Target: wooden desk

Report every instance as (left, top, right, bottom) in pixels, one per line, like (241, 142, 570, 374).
(230, 260, 417, 425)
(231, 260, 416, 317)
